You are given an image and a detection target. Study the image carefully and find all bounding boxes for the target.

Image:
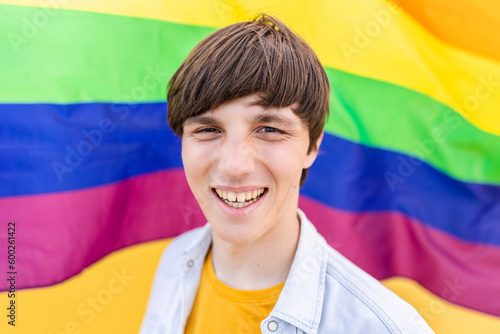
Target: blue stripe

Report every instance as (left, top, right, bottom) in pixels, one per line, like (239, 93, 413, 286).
(2, 102, 500, 246)
(303, 135, 500, 246)
(0, 102, 182, 196)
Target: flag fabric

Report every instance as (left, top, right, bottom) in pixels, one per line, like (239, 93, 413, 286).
(1, 0, 499, 333)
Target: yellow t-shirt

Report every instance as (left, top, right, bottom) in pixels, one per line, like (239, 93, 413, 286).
(184, 249, 285, 334)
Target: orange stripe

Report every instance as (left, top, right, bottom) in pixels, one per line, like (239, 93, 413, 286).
(394, 0, 500, 62)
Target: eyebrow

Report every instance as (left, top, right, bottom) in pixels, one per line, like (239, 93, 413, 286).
(184, 112, 296, 127)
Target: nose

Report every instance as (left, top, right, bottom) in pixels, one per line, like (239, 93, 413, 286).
(218, 135, 256, 178)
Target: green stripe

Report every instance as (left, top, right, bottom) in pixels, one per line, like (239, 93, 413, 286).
(1, 4, 499, 184)
(0, 4, 215, 102)
(325, 67, 500, 185)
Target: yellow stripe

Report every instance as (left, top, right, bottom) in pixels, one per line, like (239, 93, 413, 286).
(3, 0, 500, 136)
(383, 277, 500, 333)
(2, 237, 499, 333)
(0, 238, 172, 334)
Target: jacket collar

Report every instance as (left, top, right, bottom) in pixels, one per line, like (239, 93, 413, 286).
(269, 208, 327, 334)
(181, 222, 212, 274)
(181, 208, 327, 334)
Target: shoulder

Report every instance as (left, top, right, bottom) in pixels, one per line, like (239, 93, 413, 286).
(320, 243, 433, 333)
(141, 226, 210, 334)
(295, 208, 433, 333)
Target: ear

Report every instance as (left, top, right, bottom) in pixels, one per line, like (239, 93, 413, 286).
(303, 131, 324, 169)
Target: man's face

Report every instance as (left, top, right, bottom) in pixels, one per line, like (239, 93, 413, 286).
(181, 94, 322, 245)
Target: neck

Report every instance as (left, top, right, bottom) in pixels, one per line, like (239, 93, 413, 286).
(210, 210, 301, 290)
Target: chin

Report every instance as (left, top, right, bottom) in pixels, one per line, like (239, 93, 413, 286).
(210, 221, 264, 246)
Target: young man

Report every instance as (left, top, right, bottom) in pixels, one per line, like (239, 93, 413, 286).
(141, 15, 434, 334)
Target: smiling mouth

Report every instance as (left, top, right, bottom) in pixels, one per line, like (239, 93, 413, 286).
(213, 188, 267, 208)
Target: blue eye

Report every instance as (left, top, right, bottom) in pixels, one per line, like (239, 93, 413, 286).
(259, 127, 280, 133)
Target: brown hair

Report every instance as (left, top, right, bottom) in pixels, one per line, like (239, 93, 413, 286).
(167, 14, 330, 186)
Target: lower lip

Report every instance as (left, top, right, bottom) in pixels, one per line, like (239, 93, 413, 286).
(212, 189, 267, 216)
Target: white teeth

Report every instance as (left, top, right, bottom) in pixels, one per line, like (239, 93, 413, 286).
(237, 193, 246, 203)
(214, 187, 266, 208)
(225, 198, 256, 208)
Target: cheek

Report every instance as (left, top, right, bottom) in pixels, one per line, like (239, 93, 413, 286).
(181, 144, 210, 183)
(182, 141, 213, 164)
(181, 145, 214, 208)
(260, 143, 307, 181)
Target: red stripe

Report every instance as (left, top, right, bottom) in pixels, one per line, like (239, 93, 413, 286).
(1, 169, 499, 316)
(298, 196, 500, 317)
(1, 169, 206, 290)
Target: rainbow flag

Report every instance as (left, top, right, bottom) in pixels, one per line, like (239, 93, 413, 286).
(1, 0, 499, 333)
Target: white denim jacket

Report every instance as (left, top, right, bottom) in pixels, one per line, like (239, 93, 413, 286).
(140, 208, 435, 334)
